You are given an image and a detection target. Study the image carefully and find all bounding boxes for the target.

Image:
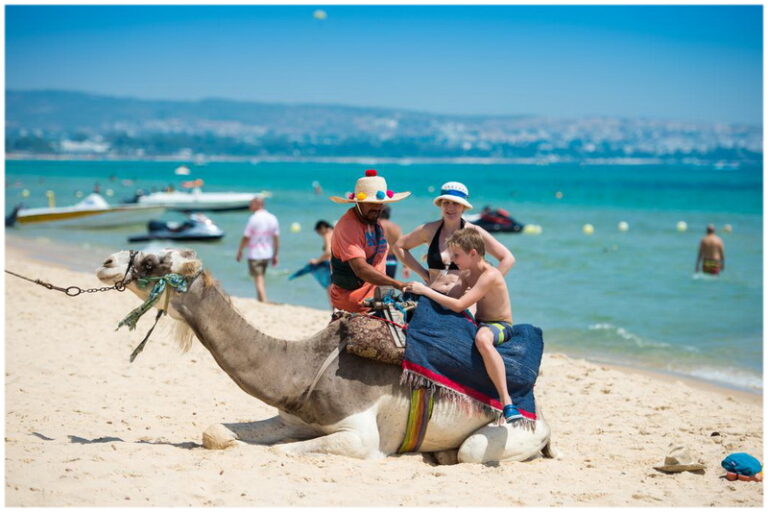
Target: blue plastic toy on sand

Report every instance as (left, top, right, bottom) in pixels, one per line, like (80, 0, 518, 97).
(722, 453, 762, 480)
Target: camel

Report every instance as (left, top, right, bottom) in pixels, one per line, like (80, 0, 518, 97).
(96, 248, 556, 464)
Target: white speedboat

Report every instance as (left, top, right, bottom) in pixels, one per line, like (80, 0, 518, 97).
(135, 187, 269, 212)
(10, 193, 166, 228)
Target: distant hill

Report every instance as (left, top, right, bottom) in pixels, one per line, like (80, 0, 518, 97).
(5, 89, 762, 163)
(6, 89, 505, 133)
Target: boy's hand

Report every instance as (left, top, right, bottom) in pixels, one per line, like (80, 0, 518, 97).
(403, 281, 429, 295)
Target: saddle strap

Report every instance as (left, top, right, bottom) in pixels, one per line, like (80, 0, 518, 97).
(303, 340, 349, 402)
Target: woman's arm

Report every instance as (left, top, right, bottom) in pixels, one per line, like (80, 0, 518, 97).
(394, 224, 431, 282)
(473, 225, 515, 275)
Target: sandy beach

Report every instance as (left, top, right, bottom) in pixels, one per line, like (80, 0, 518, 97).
(4, 241, 763, 506)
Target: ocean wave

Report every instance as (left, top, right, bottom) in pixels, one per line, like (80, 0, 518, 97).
(681, 366, 763, 391)
(588, 322, 672, 349)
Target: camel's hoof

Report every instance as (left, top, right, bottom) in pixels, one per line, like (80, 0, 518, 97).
(202, 424, 238, 450)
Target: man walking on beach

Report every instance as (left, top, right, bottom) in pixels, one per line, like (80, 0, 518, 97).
(236, 195, 280, 301)
(695, 224, 725, 275)
(328, 169, 410, 312)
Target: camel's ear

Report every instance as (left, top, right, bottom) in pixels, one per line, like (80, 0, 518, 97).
(179, 249, 198, 260)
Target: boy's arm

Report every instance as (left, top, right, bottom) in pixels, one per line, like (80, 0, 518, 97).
(405, 274, 492, 313)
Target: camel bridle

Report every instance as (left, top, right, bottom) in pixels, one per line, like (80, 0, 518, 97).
(4, 249, 138, 297)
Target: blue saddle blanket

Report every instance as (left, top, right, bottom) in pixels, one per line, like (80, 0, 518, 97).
(401, 295, 543, 419)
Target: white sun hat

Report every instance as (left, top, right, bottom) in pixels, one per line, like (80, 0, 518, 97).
(329, 169, 411, 204)
(433, 181, 473, 210)
(653, 445, 706, 473)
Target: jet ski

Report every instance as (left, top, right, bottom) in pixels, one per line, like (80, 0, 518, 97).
(5, 204, 22, 227)
(464, 207, 525, 233)
(127, 213, 224, 243)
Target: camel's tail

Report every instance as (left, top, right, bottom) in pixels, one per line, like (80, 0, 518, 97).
(542, 439, 562, 459)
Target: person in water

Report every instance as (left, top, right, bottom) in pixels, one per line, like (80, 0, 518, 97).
(696, 224, 725, 275)
(379, 205, 411, 280)
(310, 219, 334, 306)
(328, 169, 411, 313)
(310, 220, 334, 266)
(395, 181, 514, 299)
(404, 228, 523, 423)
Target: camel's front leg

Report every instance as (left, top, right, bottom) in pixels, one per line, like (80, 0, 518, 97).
(271, 411, 382, 459)
(203, 413, 319, 450)
(271, 430, 382, 459)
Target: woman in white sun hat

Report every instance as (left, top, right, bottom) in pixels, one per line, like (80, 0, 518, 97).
(395, 181, 514, 298)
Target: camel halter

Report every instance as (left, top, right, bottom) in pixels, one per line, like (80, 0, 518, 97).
(3, 250, 137, 296)
(116, 269, 200, 362)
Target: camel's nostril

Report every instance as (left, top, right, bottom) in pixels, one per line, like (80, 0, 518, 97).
(104, 258, 113, 266)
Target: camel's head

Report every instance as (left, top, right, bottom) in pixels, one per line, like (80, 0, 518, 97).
(97, 248, 203, 309)
(97, 248, 206, 353)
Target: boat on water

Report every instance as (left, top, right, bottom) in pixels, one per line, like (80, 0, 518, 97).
(7, 193, 166, 228)
(127, 213, 225, 243)
(131, 181, 269, 212)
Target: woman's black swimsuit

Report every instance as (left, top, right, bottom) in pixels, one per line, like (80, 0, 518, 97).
(426, 219, 465, 271)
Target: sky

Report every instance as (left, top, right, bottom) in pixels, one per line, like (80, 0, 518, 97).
(5, 4, 763, 123)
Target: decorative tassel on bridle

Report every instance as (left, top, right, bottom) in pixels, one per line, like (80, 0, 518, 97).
(116, 273, 194, 362)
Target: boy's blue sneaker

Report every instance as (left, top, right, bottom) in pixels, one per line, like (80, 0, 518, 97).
(503, 404, 523, 423)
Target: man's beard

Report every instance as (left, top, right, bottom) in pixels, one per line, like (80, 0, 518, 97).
(356, 204, 381, 224)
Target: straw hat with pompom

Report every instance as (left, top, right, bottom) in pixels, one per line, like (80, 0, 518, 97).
(329, 169, 411, 204)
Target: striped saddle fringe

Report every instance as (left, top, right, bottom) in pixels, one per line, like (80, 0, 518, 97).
(397, 387, 435, 453)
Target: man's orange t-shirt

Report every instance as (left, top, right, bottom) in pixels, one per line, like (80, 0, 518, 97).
(330, 207, 389, 312)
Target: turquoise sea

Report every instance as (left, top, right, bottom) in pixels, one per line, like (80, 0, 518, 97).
(4, 159, 763, 392)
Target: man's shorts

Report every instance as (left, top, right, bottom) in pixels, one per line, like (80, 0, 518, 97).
(248, 258, 270, 277)
(702, 258, 721, 275)
(479, 321, 515, 346)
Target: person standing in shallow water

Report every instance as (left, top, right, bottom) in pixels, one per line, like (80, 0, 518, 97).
(696, 224, 725, 275)
(236, 196, 280, 301)
(310, 219, 334, 307)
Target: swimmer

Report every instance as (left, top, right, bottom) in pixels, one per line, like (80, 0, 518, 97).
(695, 224, 725, 275)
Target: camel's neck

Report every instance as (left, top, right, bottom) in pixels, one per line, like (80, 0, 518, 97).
(172, 277, 318, 410)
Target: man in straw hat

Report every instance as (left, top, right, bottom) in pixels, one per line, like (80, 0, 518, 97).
(328, 169, 411, 312)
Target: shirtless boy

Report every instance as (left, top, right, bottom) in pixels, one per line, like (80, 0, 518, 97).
(695, 224, 726, 275)
(403, 228, 522, 422)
